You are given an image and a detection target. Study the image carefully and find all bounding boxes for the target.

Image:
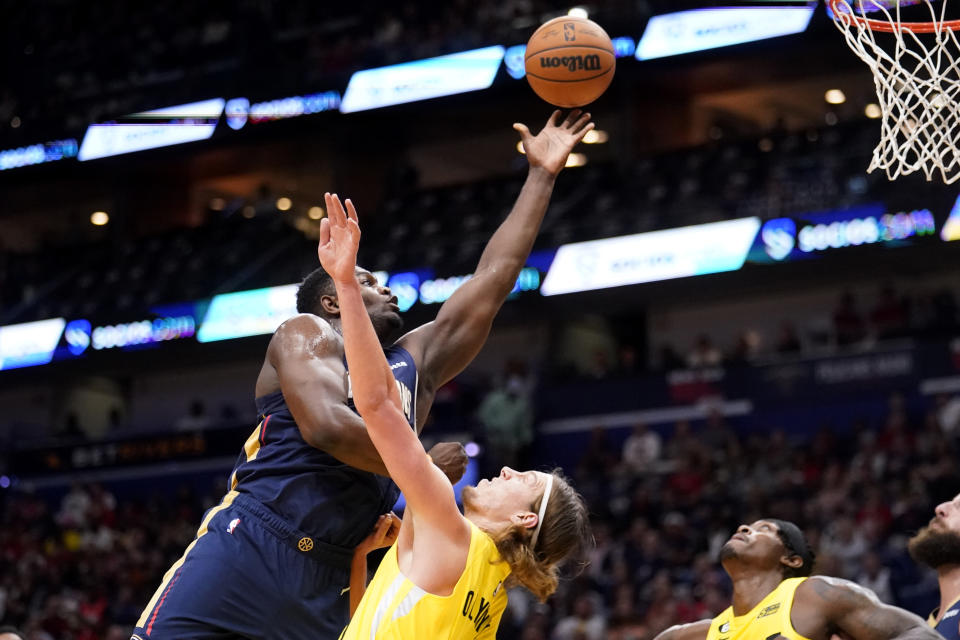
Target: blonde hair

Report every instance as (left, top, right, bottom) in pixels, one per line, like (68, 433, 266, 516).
(489, 468, 591, 602)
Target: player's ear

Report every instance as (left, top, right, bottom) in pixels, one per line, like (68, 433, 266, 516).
(512, 511, 538, 530)
(781, 554, 803, 571)
(320, 292, 340, 316)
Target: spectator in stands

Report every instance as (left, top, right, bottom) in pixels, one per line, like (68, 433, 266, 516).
(577, 427, 619, 479)
(833, 290, 867, 346)
(725, 330, 760, 368)
(477, 373, 533, 470)
(173, 399, 212, 431)
(856, 550, 895, 604)
(622, 423, 662, 475)
(821, 515, 869, 578)
(61, 413, 87, 440)
(553, 593, 606, 640)
(686, 335, 722, 369)
(664, 420, 702, 464)
(775, 321, 802, 354)
(616, 345, 640, 377)
(871, 283, 908, 339)
(656, 345, 686, 372)
(700, 410, 738, 464)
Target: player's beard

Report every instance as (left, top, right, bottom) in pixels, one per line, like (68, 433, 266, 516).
(908, 523, 960, 568)
(371, 310, 403, 337)
(719, 541, 739, 563)
(461, 485, 478, 512)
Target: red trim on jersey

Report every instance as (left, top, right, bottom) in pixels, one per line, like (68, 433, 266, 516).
(147, 566, 183, 635)
(260, 415, 272, 444)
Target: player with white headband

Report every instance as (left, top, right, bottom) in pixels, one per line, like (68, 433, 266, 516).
(315, 192, 591, 639)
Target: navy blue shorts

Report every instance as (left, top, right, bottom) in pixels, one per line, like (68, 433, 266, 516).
(132, 493, 353, 640)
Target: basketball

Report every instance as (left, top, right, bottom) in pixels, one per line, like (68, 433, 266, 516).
(524, 16, 615, 108)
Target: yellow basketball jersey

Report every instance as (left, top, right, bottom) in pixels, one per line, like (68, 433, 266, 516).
(706, 577, 813, 640)
(341, 521, 511, 640)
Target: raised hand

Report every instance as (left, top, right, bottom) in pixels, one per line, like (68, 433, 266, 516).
(355, 512, 401, 555)
(427, 442, 468, 485)
(513, 109, 595, 177)
(317, 192, 361, 285)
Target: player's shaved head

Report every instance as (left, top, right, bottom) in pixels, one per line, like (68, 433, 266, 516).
(297, 266, 336, 316)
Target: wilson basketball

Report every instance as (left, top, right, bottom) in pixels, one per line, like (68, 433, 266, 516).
(524, 16, 615, 108)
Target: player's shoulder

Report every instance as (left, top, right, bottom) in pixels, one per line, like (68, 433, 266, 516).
(276, 312, 333, 334)
(653, 618, 712, 640)
(269, 314, 342, 357)
(796, 575, 880, 610)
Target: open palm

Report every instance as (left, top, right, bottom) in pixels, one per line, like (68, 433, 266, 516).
(317, 192, 361, 284)
(514, 109, 594, 176)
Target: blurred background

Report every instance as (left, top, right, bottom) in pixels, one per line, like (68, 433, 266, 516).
(2, 1, 960, 638)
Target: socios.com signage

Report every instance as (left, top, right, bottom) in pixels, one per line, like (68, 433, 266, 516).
(0, 139, 78, 171)
(758, 204, 938, 262)
(91, 316, 196, 350)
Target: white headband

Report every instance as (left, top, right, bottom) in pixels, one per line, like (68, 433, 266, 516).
(530, 473, 554, 549)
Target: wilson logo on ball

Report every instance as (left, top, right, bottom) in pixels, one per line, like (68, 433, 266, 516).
(525, 15, 615, 107)
(539, 54, 602, 72)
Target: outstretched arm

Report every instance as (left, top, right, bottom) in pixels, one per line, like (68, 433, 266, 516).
(319, 193, 467, 541)
(398, 110, 594, 390)
(653, 619, 712, 640)
(349, 513, 400, 616)
(802, 576, 940, 640)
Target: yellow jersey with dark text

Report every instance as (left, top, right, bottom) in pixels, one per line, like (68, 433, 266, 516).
(707, 577, 813, 640)
(341, 521, 510, 640)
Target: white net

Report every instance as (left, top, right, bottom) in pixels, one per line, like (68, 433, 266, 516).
(831, 0, 960, 183)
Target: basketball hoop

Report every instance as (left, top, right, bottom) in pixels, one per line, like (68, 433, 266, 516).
(829, 0, 960, 183)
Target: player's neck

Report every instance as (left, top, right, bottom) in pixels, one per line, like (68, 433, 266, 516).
(463, 508, 498, 535)
(728, 569, 785, 616)
(936, 565, 960, 620)
(329, 317, 389, 346)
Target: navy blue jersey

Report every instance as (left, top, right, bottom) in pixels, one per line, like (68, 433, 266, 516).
(930, 597, 960, 640)
(230, 344, 418, 549)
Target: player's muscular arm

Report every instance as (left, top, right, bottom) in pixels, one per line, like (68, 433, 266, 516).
(270, 315, 390, 476)
(653, 619, 712, 640)
(398, 110, 594, 389)
(798, 576, 940, 640)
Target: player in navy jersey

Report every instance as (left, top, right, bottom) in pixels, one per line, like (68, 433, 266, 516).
(132, 109, 594, 640)
(909, 491, 960, 639)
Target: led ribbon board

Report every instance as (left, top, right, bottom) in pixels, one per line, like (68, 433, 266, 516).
(340, 46, 506, 113)
(0, 318, 66, 371)
(942, 194, 960, 242)
(541, 217, 761, 296)
(0, 139, 78, 171)
(757, 204, 938, 261)
(196, 284, 299, 343)
(636, 6, 816, 61)
(78, 98, 226, 161)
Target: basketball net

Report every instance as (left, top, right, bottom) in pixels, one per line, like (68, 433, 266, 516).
(830, 0, 960, 183)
